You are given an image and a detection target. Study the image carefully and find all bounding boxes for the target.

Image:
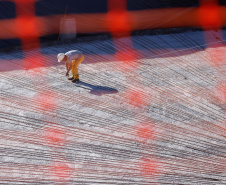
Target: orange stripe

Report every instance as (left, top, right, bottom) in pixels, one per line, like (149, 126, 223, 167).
(1, 7, 226, 40)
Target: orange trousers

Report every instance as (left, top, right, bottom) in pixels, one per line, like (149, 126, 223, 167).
(71, 55, 84, 79)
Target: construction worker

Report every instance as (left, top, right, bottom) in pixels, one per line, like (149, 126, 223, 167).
(57, 50, 84, 82)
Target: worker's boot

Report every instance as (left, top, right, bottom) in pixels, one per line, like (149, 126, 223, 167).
(72, 74, 79, 82)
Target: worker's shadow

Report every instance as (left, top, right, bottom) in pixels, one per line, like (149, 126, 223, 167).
(74, 81, 118, 96)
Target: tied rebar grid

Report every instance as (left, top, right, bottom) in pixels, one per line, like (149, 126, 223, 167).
(0, 30, 225, 184)
(0, 0, 225, 184)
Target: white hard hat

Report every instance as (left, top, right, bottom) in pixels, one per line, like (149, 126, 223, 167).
(57, 53, 65, 62)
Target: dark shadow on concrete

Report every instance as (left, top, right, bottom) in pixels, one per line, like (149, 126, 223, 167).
(1, 29, 226, 72)
(73, 81, 118, 96)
